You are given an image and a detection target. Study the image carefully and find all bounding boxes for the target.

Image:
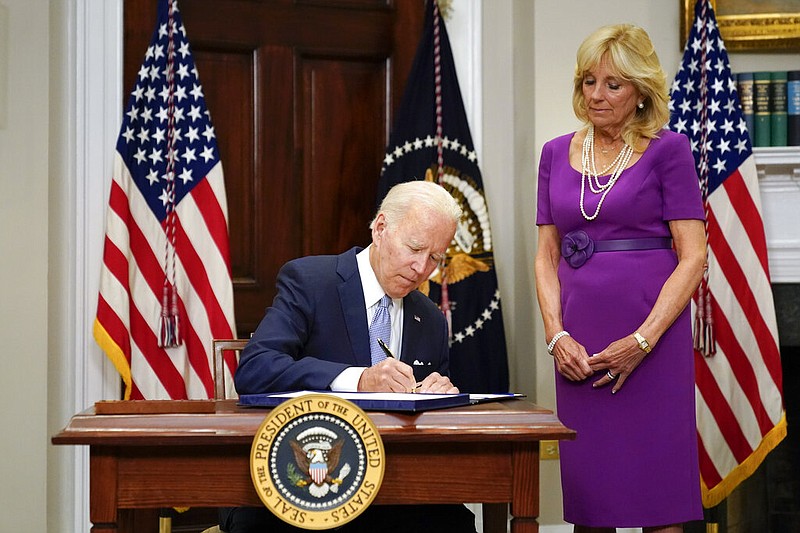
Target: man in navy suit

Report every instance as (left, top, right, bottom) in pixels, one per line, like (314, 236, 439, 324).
(223, 180, 476, 533)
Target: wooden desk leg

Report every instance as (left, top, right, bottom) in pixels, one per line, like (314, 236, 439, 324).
(510, 515, 539, 532)
(510, 443, 539, 533)
(483, 503, 509, 533)
(90, 448, 120, 533)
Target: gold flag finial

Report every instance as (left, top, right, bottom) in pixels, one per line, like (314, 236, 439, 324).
(437, 0, 453, 21)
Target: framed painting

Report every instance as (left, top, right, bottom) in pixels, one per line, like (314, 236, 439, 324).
(681, 0, 800, 51)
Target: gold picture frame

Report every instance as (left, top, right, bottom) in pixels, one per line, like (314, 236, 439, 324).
(681, 0, 800, 51)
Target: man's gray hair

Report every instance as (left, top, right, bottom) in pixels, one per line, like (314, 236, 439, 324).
(370, 180, 461, 229)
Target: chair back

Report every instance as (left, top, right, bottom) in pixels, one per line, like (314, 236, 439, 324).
(212, 339, 248, 399)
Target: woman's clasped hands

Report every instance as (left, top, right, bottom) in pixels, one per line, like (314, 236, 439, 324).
(589, 334, 650, 393)
(552, 333, 649, 394)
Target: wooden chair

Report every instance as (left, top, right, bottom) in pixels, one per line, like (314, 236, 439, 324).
(189, 340, 248, 533)
(212, 338, 248, 400)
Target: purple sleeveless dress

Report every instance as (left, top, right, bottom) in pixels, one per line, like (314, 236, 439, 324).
(536, 130, 704, 527)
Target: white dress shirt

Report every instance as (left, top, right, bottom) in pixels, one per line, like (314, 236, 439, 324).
(329, 245, 404, 391)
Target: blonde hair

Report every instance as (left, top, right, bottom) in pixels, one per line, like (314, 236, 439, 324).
(572, 24, 669, 148)
(370, 180, 461, 230)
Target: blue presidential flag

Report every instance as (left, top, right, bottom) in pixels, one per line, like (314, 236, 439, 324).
(377, 0, 508, 393)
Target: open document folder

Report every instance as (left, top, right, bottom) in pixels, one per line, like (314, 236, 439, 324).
(238, 390, 525, 413)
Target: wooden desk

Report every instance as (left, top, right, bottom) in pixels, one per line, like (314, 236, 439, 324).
(53, 399, 574, 533)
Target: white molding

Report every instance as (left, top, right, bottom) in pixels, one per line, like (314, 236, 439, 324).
(75, 0, 122, 407)
(70, 0, 124, 530)
(754, 146, 800, 167)
(755, 148, 800, 283)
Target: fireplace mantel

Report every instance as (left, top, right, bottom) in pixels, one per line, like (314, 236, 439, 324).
(756, 147, 800, 284)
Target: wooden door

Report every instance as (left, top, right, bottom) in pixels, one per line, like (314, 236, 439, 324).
(124, 0, 425, 336)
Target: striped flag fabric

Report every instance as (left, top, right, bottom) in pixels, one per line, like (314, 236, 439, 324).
(668, 0, 786, 508)
(94, 0, 236, 400)
(377, 0, 509, 393)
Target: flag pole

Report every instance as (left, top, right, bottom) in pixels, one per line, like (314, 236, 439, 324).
(693, 0, 715, 357)
(704, 499, 726, 532)
(159, 507, 173, 533)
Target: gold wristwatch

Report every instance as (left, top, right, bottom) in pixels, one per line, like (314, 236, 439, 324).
(633, 331, 651, 354)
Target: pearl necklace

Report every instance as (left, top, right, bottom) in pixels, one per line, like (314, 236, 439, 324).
(580, 125, 634, 221)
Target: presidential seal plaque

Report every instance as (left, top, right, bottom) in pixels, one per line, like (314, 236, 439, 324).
(250, 393, 385, 530)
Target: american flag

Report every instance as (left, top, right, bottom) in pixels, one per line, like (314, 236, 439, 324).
(93, 0, 236, 400)
(668, 0, 786, 508)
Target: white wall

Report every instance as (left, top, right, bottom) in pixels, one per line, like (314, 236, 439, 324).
(0, 1, 49, 531)
(728, 52, 800, 74)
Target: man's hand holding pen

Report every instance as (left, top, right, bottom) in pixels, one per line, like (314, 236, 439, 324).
(356, 338, 417, 393)
(358, 356, 416, 393)
(357, 338, 459, 394)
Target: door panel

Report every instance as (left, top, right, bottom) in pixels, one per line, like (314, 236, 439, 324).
(124, 0, 424, 335)
(301, 55, 386, 254)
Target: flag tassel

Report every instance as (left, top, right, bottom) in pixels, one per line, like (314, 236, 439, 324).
(693, 276, 716, 357)
(158, 0, 181, 350)
(440, 272, 453, 341)
(159, 284, 181, 348)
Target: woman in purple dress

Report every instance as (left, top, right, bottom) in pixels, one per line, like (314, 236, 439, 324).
(534, 24, 707, 532)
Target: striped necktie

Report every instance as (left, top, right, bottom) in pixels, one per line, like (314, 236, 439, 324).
(369, 294, 392, 365)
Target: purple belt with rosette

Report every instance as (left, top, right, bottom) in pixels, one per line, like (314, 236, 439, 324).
(561, 230, 672, 268)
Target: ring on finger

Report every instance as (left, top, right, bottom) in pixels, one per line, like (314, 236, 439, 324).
(606, 370, 617, 380)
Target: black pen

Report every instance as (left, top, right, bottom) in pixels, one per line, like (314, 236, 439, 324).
(378, 338, 422, 393)
(376, 337, 395, 359)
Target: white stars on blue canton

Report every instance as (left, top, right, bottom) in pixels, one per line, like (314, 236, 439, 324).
(381, 135, 478, 172)
(116, 1, 219, 223)
(668, 0, 751, 196)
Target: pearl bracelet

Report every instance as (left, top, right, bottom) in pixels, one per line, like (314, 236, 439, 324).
(547, 330, 570, 355)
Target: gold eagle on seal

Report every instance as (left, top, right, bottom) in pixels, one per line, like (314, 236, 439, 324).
(289, 427, 350, 498)
(419, 166, 494, 295)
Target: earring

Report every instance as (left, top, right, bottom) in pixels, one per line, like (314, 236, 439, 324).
(637, 102, 645, 109)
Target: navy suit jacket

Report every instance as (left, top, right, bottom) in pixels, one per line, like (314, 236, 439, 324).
(235, 247, 451, 394)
